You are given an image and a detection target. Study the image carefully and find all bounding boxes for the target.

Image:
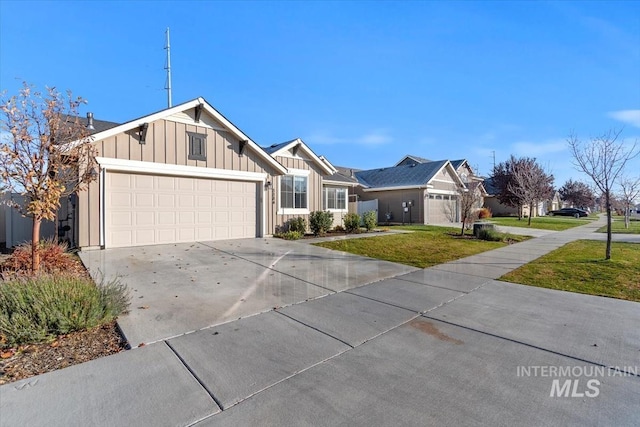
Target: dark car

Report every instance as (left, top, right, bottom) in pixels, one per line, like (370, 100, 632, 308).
(548, 208, 588, 218)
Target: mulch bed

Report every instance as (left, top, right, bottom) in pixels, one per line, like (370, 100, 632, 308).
(0, 247, 129, 385)
(0, 321, 128, 385)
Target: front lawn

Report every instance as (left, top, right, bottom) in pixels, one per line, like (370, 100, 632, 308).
(489, 216, 591, 231)
(314, 225, 527, 268)
(500, 240, 640, 302)
(597, 218, 640, 234)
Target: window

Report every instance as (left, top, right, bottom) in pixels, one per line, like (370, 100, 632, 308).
(187, 132, 207, 161)
(281, 175, 307, 209)
(323, 187, 347, 210)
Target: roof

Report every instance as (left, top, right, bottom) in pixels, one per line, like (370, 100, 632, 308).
(450, 159, 466, 170)
(355, 160, 449, 189)
(60, 114, 120, 135)
(483, 176, 499, 195)
(395, 154, 432, 167)
(261, 138, 335, 175)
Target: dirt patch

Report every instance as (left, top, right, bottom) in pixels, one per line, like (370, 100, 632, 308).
(0, 321, 128, 385)
(409, 319, 463, 345)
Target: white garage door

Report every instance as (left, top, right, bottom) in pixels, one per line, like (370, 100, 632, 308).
(106, 172, 257, 248)
(427, 194, 455, 224)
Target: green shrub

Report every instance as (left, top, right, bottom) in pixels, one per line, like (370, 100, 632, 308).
(344, 213, 361, 233)
(477, 228, 502, 242)
(278, 231, 303, 240)
(362, 211, 377, 231)
(333, 225, 345, 233)
(309, 211, 334, 236)
(0, 274, 130, 348)
(287, 217, 307, 234)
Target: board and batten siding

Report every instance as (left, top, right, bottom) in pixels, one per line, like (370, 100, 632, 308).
(78, 117, 279, 248)
(272, 155, 325, 233)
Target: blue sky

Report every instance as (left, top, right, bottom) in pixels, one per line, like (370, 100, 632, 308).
(1, 1, 639, 186)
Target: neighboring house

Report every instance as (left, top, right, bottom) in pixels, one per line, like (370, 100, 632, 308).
(56, 97, 348, 249)
(353, 159, 466, 224)
(319, 163, 360, 227)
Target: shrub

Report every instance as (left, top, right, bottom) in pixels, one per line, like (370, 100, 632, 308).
(477, 228, 502, 242)
(1, 239, 84, 278)
(278, 231, 303, 240)
(309, 211, 334, 236)
(344, 213, 361, 233)
(477, 207, 492, 219)
(0, 274, 130, 348)
(333, 225, 345, 233)
(362, 211, 377, 231)
(287, 217, 307, 234)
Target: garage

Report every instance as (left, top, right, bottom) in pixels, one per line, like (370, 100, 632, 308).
(105, 172, 258, 248)
(427, 194, 456, 223)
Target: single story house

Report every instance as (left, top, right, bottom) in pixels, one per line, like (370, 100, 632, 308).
(51, 98, 350, 249)
(352, 158, 467, 224)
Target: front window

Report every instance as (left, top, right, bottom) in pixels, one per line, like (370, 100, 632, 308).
(323, 187, 347, 210)
(281, 175, 307, 209)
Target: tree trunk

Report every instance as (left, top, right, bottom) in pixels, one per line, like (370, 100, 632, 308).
(605, 192, 612, 260)
(32, 217, 42, 272)
(460, 215, 465, 236)
(528, 203, 533, 226)
(625, 203, 630, 229)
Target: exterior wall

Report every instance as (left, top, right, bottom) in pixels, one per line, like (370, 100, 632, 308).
(484, 196, 528, 217)
(357, 188, 424, 224)
(3, 194, 56, 248)
(0, 194, 7, 245)
(78, 116, 279, 247)
(272, 155, 325, 233)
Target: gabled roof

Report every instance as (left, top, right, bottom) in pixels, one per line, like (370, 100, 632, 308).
(483, 177, 499, 195)
(450, 159, 466, 170)
(65, 97, 287, 175)
(355, 160, 462, 190)
(323, 165, 360, 186)
(395, 154, 431, 166)
(262, 138, 335, 175)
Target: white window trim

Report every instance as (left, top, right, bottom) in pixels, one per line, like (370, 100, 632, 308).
(278, 171, 310, 215)
(323, 187, 348, 212)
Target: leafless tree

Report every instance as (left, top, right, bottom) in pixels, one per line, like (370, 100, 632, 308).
(458, 181, 483, 236)
(568, 129, 639, 259)
(0, 83, 96, 272)
(507, 158, 554, 226)
(618, 175, 640, 229)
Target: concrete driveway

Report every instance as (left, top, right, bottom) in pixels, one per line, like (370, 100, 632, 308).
(79, 238, 417, 346)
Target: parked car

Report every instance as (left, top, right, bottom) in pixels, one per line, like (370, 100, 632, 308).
(548, 208, 588, 218)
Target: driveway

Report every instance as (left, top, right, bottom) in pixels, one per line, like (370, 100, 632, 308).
(79, 238, 417, 346)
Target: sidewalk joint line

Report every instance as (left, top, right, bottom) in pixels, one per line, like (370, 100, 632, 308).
(421, 316, 640, 379)
(164, 341, 225, 411)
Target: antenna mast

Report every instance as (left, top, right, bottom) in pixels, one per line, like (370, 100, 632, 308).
(164, 27, 172, 108)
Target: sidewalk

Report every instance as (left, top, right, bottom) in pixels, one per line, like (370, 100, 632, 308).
(2, 215, 638, 426)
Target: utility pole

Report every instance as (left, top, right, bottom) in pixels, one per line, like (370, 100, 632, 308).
(164, 27, 172, 108)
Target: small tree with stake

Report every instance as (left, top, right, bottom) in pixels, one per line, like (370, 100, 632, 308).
(568, 129, 639, 260)
(0, 83, 96, 272)
(617, 175, 640, 230)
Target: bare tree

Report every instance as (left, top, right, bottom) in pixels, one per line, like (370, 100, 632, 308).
(507, 158, 554, 226)
(618, 175, 640, 229)
(458, 181, 483, 236)
(0, 83, 96, 271)
(558, 179, 595, 209)
(491, 155, 526, 219)
(568, 129, 639, 259)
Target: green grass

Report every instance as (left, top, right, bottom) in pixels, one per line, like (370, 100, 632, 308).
(597, 218, 640, 234)
(500, 240, 640, 302)
(488, 216, 591, 231)
(314, 225, 527, 268)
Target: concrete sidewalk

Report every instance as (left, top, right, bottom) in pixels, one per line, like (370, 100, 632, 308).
(2, 216, 638, 426)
